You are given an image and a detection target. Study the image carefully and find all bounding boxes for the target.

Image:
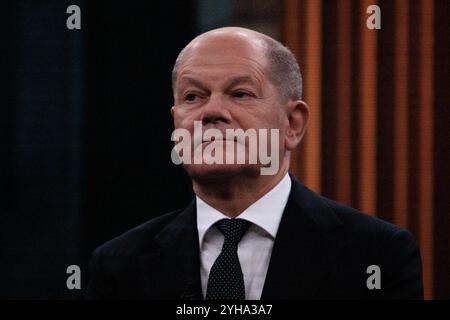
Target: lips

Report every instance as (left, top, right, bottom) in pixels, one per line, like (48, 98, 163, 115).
(201, 138, 239, 145)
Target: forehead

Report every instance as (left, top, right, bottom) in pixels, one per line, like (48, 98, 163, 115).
(176, 34, 269, 85)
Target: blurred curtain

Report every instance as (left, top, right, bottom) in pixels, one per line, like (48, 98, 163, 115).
(283, 0, 450, 299)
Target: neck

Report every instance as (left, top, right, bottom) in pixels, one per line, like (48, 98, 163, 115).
(193, 160, 290, 217)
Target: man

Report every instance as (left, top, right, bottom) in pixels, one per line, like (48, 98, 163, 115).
(86, 27, 423, 299)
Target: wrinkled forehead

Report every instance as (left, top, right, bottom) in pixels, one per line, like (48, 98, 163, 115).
(178, 32, 268, 71)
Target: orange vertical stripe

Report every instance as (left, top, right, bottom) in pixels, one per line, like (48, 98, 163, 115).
(302, 0, 322, 193)
(417, 0, 434, 300)
(393, 0, 409, 228)
(358, 0, 377, 215)
(335, 0, 352, 205)
(283, 0, 301, 76)
(283, 0, 302, 178)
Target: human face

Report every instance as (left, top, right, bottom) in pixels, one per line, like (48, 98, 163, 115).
(171, 32, 289, 179)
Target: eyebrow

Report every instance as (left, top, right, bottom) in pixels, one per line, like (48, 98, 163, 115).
(177, 75, 260, 92)
(177, 77, 209, 92)
(226, 75, 259, 89)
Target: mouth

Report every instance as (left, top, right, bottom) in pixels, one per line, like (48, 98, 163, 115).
(200, 138, 238, 146)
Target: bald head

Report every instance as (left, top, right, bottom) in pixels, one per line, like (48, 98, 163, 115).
(172, 27, 302, 102)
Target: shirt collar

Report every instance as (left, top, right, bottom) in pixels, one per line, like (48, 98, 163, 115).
(196, 173, 292, 247)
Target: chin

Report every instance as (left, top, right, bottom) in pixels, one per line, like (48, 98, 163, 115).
(183, 163, 261, 181)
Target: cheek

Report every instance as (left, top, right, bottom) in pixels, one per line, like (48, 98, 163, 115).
(245, 111, 284, 130)
(173, 108, 202, 136)
(173, 107, 194, 127)
(242, 100, 284, 127)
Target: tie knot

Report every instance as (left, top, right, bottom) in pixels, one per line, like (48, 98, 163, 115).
(215, 218, 251, 245)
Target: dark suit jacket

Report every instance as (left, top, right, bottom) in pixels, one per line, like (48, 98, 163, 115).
(86, 175, 423, 299)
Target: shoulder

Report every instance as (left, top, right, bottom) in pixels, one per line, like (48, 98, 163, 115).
(320, 196, 401, 235)
(85, 207, 192, 299)
(318, 195, 419, 257)
(290, 174, 416, 243)
(312, 196, 423, 299)
(290, 175, 419, 256)
(91, 208, 184, 258)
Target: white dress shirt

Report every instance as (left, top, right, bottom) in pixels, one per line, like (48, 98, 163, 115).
(196, 173, 291, 300)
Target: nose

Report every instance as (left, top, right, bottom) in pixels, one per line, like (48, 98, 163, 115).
(201, 95, 232, 125)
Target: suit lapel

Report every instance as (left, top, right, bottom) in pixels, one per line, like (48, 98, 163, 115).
(261, 175, 346, 299)
(138, 200, 203, 299)
(138, 175, 345, 300)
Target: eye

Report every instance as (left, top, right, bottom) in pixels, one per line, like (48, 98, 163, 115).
(184, 93, 201, 102)
(232, 91, 253, 99)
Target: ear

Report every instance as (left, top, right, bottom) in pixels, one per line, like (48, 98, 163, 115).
(285, 100, 310, 151)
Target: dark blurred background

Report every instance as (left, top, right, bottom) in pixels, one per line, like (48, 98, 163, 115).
(1, 0, 198, 299)
(0, 0, 449, 299)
